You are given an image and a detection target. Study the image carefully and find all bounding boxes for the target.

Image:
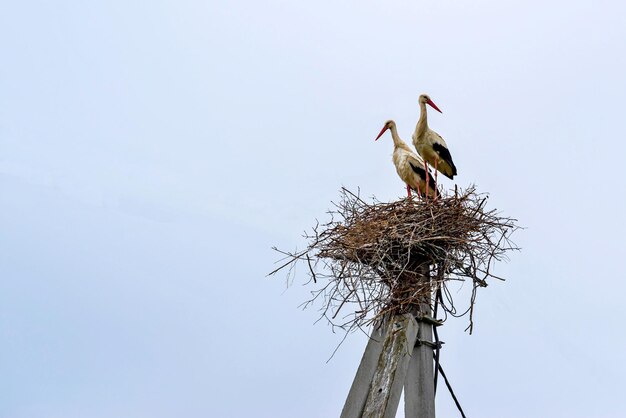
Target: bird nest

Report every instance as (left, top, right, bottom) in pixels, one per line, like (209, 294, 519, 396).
(270, 186, 519, 334)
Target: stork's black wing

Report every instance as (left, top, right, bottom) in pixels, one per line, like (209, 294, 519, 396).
(432, 142, 457, 178)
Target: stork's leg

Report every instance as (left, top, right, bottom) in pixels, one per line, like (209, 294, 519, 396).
(434, 159, 439, 201)
(424, 159, 430, 199)
(406, 184, 412, 198)
(417, 184, 422, 199)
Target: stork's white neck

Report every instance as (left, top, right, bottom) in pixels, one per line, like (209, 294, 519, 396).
(415, 101, 428, 137)
(389, 124, 402, 147)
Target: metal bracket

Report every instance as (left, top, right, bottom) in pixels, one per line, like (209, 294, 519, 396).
(414, 315, 444, 327)
(415, 339, 444, 350)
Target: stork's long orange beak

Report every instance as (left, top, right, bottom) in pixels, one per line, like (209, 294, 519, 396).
(426, 99, 442, 113)
(375, 125, 388, 141)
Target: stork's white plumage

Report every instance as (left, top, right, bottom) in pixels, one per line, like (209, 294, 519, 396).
(376, 120, 438, 198)
(412, 94, 457, 180)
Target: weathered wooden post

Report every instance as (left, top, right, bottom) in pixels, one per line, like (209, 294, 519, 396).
(341, 314, 419, 418)
(404, 265, 436, 418)
(341, 323, 386, 418)
(341, 264, 436, 418)
(362, 314, 418, 418)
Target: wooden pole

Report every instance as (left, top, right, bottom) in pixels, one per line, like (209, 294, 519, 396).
(361, 314, 418, 418)
(340, 322, 387, 418)
(404, 265, 436, 418)
(341, 314, 419, 418)
(341, 265, 436, 418)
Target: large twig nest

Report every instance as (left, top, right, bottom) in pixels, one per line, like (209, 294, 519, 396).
(270, 186, 519, 334)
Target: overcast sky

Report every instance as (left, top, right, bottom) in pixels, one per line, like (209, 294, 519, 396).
(1, 1, 626, 417)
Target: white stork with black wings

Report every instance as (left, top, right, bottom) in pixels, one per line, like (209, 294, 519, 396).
(376, 120, 438, 198)
(412, 94, 458, 180)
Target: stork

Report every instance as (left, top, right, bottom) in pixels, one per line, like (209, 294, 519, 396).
(412, 94, 457, 184)
(375, 120, 438, 199)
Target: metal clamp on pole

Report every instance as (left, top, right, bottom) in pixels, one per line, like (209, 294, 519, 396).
(415, 339, 444, 350)
(414, 315, 444, 327)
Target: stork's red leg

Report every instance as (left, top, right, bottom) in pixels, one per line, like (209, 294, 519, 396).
(424, 159, 430, 199)
(406, 184, 411, 198)
(417, 184, 422, 199)
(434, 159, 439, 200)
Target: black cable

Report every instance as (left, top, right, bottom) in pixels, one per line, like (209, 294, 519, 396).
(437, 362, 467, 418)
(433, 288, 442, 395)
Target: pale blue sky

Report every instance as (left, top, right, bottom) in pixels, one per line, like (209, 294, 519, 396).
(1, 1, 626, 417)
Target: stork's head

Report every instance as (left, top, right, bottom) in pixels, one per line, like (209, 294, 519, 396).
(419, 94, 442, 113)
(375, 120, 395, 141)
